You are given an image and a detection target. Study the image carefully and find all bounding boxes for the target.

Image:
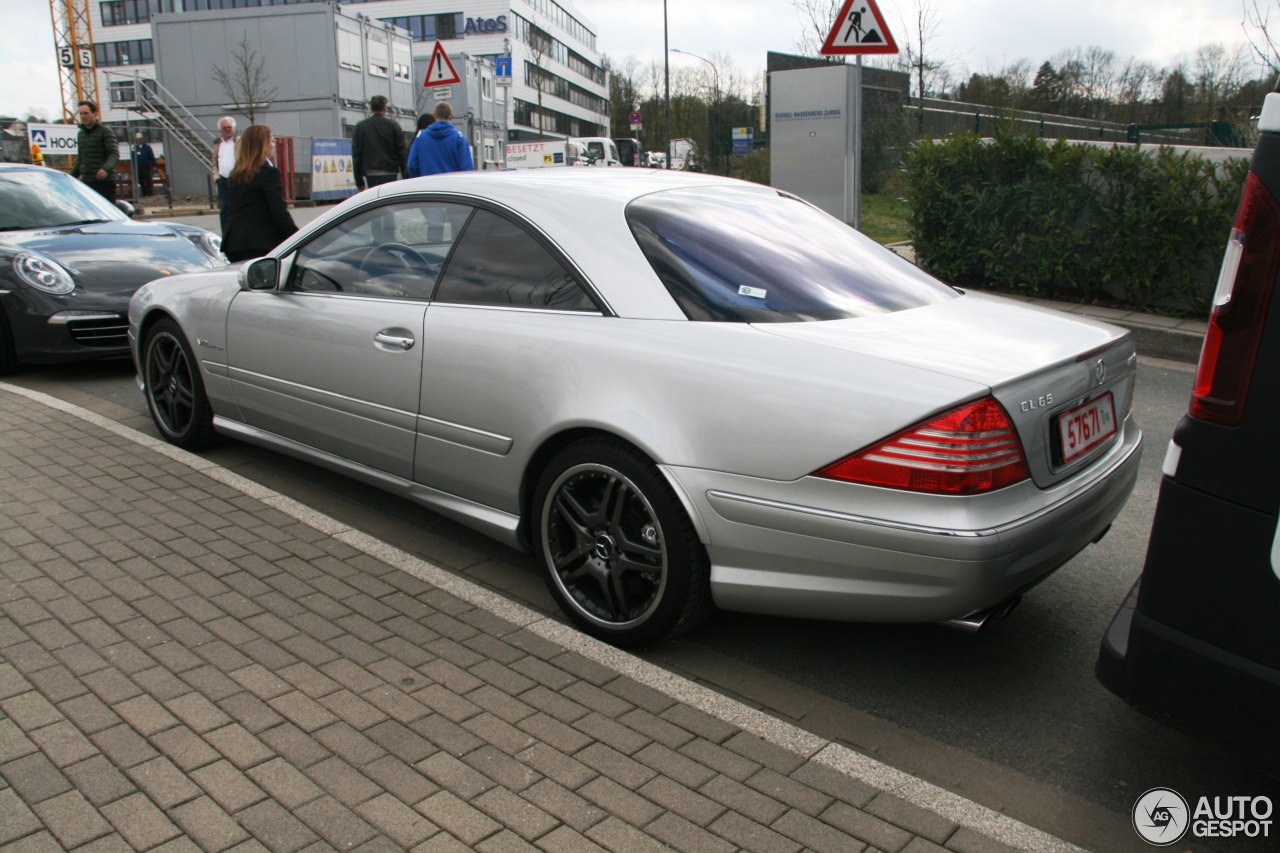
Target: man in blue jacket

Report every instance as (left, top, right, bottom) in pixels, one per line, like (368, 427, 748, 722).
(407, 102, 474, 177)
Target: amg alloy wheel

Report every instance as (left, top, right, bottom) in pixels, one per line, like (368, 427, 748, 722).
(143, 318, 217, 449)
(534, 437, 712, 647)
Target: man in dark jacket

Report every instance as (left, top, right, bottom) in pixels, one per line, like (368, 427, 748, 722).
(70, 101, 119, 202)
(351, 95, 408, 190)
(134, 132, 157, 196)
(407, 102, 475, 177)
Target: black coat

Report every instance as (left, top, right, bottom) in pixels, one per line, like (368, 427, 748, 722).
(221, 163, 298, 262)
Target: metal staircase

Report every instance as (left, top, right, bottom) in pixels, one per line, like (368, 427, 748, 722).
(106, 71, 211, 167)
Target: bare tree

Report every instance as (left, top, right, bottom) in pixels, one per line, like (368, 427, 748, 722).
(608, 55, 643, 138)
(1245, 0, 1280, 76)
(894, 0, 958, 126)
(1114, 58, 1160, 123)
(789, 0, 845, 59)
(1194, 43, 1251, 122)
(524, 24, 556, 139)
(212, 34, 278, 125)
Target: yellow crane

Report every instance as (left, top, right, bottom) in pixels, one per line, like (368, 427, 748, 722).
(48, 0, 98, 121)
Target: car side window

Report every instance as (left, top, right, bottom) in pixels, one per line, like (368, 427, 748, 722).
(433, 209, 596, 311)
(288, 201, 472, 300)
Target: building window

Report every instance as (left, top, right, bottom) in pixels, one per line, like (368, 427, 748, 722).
(378, 13, 462, 42)
(337, 28, 361, 70)
(517, 0, 596, 51)
(512, 99, 602, 138)
(523, 62, 607, 114)
(367, 31, 388, 77)
(435, 12, 458, 39)
(94, 39, 153, 67)
(393, 43, 412, 81)
(101, 0, 165, 26)
(108, 79, 137, 105)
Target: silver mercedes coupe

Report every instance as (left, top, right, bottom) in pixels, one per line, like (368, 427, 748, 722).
(129, 169, 1143, 647)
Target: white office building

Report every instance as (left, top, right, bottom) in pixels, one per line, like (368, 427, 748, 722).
(82, 0, 608, 142)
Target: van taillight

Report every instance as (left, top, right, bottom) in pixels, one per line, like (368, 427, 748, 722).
(1190, 171, 1280, 425)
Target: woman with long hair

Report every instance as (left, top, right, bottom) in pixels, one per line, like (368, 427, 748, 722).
(221, 124, 298, 263)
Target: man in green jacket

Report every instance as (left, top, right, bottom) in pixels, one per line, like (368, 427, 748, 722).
(70, 100, 119, 202)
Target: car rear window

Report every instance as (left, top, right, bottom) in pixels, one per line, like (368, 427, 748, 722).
(626, 187, 957, 322)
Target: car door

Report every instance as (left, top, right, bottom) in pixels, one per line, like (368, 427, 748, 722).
(415, 206, 604, 511)
(225, 200, 472, 479)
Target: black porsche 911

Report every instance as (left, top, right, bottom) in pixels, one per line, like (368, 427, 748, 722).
(0, 163, 225, 373)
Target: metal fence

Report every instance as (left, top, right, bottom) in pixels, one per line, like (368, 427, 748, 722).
(910, 98, 1240, 147)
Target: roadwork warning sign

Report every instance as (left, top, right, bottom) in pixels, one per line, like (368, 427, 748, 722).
(821, 0, 899, 55)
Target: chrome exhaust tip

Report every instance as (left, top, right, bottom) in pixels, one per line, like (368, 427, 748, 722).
(942, 596, 1021, 632)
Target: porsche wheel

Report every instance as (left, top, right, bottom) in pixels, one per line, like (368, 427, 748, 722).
(143, 318, 217, 449)
(533, 437, 712, 647)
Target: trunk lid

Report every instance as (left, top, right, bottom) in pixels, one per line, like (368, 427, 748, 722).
(755, 291, 1136, 487)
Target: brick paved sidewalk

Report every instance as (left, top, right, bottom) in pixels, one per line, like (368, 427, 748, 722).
(0, 387, 1080, 853)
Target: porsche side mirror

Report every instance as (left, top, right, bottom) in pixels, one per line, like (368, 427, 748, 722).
(240, 257, 279, 291)
(115, 200, 136, 218)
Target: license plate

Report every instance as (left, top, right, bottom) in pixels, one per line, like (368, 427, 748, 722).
(1057, 392, 1117, 464)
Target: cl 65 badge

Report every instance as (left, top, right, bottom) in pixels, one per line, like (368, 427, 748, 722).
(1019, 393, 1053, 412)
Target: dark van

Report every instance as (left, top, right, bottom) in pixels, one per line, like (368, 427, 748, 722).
(614, 138, 646, 167)
(1095, 85, 1280, 773)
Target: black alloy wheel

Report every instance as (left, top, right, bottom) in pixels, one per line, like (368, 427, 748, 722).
(143, 318, 217, 449)
(533, 437, 712, 647)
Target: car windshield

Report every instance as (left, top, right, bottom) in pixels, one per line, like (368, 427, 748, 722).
(627, 187, 957, 322)
(0, 168, 125, 231)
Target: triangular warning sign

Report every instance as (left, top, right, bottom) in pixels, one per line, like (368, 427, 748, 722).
(821, 0, 899, 56)
(423, 41, 462, 87)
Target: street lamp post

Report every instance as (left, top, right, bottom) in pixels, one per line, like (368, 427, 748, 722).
(671, 48, 718, 173)
(663, 0, 670, 169)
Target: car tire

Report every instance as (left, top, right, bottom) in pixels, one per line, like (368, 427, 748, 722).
(532, 436, 713, 647)
(143, 318, 218, 450)
(0, 307, 19, 376)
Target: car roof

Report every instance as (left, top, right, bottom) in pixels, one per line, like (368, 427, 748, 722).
(363, 170, 781, 320)
(379, 168, 766, 207)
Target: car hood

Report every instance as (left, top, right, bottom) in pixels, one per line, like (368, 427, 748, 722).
(753, 291, 1126, 386)
(1, 220, 216, 289)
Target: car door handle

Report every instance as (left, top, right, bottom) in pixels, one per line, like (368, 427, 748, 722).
(374, 331, 415, 350)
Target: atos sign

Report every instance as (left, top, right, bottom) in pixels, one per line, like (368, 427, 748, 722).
(463, 16, 507, 35)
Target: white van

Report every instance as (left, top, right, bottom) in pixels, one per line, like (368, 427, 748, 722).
(570, 137, 621, 167)
(505, 140, 591, 168)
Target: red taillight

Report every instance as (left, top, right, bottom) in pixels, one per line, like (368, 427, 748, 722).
(815, 397, 1030, 495)
(1190, 171, 1280, 425)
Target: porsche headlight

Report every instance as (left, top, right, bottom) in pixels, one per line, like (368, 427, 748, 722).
(13, 252, 75, 295)
(185, 230, 223, 260)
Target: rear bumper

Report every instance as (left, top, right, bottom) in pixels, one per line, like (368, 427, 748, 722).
(665, 418, 1143, 623)
(1098, 579, 1280, 771)
(1097, 473, 1280, 772)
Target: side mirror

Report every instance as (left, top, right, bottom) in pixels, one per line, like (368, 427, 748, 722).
(115, 200, 136, 218)
(239, 257, 279, 291)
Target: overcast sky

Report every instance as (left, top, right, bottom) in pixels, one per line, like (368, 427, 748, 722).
(1, 0, 1265, 120)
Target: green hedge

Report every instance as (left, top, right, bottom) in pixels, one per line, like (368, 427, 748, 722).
(904, 131, 1250, 316)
